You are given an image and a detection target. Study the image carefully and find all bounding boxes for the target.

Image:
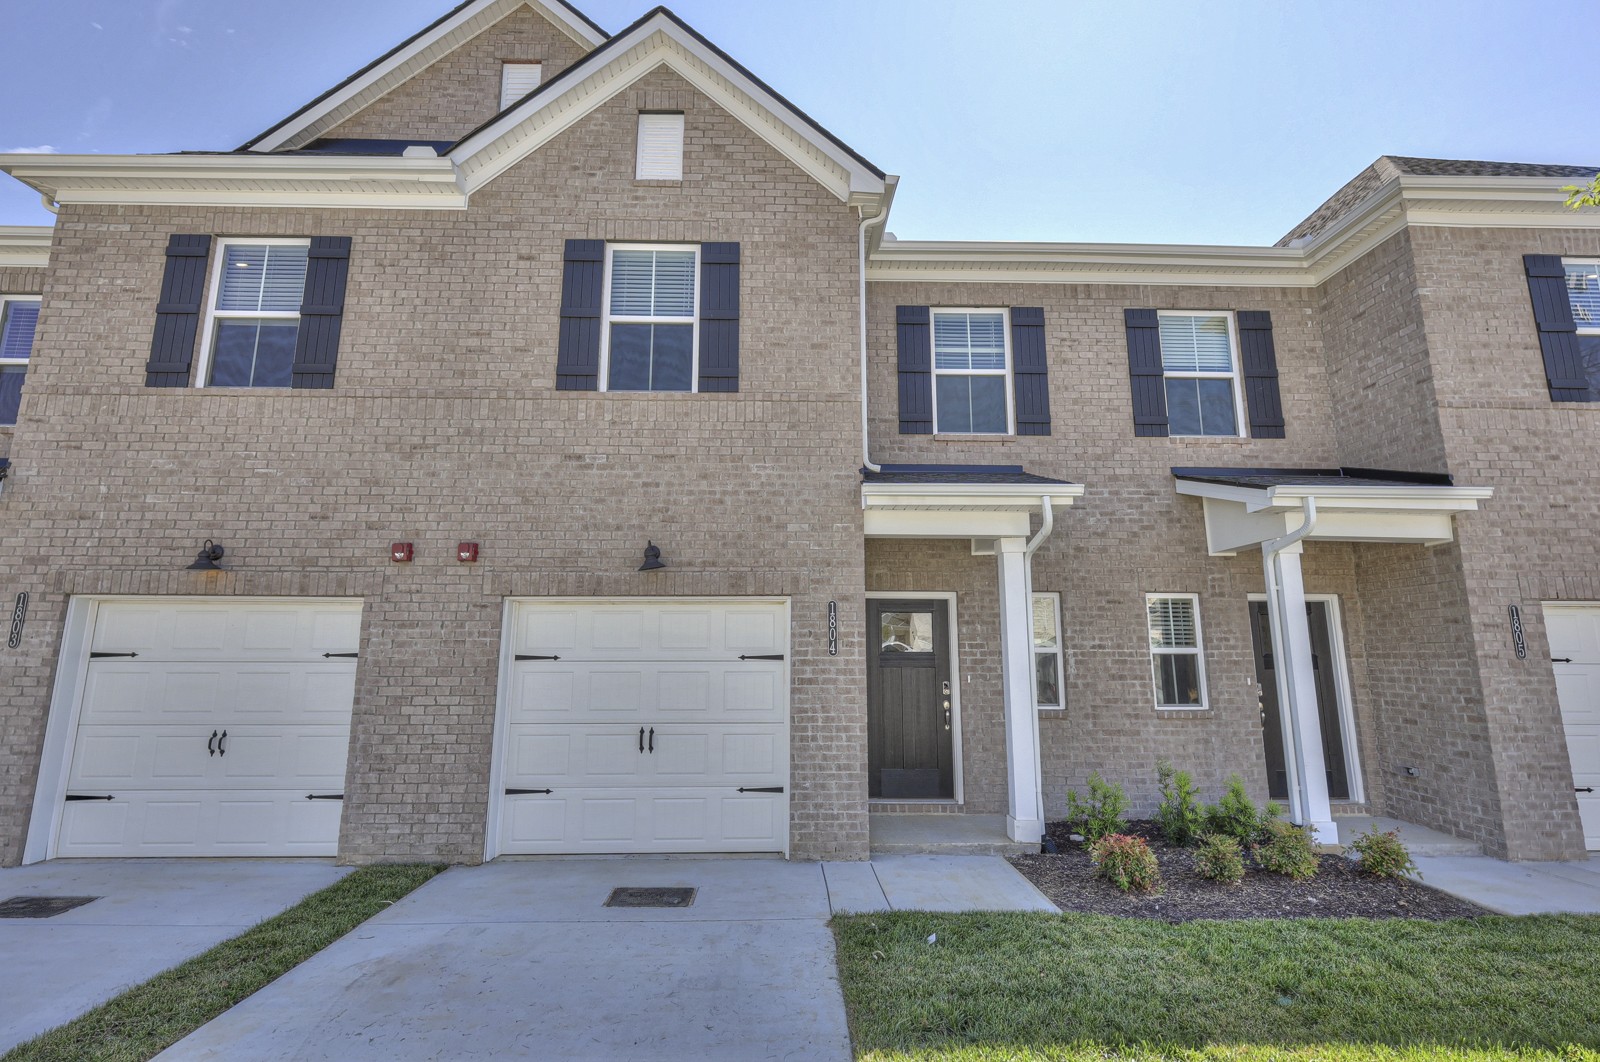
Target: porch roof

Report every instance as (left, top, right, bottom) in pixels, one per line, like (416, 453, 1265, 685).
(862, 463, 1075, 486)
(1172, 466, 1494, 556)
(861, 464, 1082, 539)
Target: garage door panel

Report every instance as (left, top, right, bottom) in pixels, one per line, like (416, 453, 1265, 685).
(80, 662, 356, 727)
(510, 663, 783, 724)
(512, 601, 785, 660)
(506, 724, 784, 789)
(501, 789, 784, 854)
(57, 791, 340, 858)
(87, 600, 361, 661)
(1549, 608, 1600, 850)
(67, 725, 349, 791)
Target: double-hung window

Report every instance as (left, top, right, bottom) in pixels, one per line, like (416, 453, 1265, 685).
(1032, 592, 1064, 710)
(1158, 312, 1244, 437)
(0, 296, 40, 426)
(933, 309, 1011, 434)
(1147, 594, 1208, 710)
(604, 244, 697, 392)
(200, 239, 310, 388)
(1565, 259, 1600, 386)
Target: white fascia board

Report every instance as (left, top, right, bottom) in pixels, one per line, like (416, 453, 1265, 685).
(0, 226, 52, 268)
(248, 0, 607, 153)
(869, 240, 1314, 288)
(1175, 478, 1493, 515)
(861, 483, 1084, 510)
(864, 508, 1033, 539)
(0, 154, 467, 210)
(453, 16, 886, 204)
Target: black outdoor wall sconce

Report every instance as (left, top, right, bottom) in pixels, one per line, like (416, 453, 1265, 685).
(639, 541, 665, 571)
(185, 540, 226, 571)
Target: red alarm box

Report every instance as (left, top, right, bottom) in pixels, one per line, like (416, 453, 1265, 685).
(457, 542, 479, 563)
(391, 542, 414, 563)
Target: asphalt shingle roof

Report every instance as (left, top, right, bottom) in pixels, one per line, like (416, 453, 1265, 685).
(862, 464, 1076, 486)
(1172, 466, 1455, 490)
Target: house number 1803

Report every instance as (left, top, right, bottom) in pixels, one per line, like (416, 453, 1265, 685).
(8, 592, 27, 649)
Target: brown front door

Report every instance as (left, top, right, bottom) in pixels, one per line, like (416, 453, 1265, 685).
(867, 600, 954, 799)
(1250, 599, 1352, 802)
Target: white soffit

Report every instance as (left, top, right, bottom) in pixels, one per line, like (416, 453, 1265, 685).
(0, 226, 51, 268)
(452, 16, 887, 204)
(1173, 478, 1495, 557)
(246, 0, 608, 153)
(861, 483, 1083, 539)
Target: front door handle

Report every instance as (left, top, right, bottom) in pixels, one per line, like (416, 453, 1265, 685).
(208, 730, 218, 757)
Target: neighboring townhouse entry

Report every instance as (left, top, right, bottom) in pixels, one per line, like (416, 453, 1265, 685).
(1249, 599, 1357, 803)
(35, 598, 361, 859)
(493, 599, 790, 856)
(1548, 605, 1600, 850)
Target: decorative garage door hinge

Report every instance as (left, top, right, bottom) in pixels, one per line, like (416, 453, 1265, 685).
(305, 793, 344, 801)
(504, 788, 553, 795)
(736, 786, 784, 794)
(738, 654, 784, 661)
(65, 794, 114, 801)
(515, 654, 560, 661)
(89, 652, 139, 659)
(322, 652, 358, 659)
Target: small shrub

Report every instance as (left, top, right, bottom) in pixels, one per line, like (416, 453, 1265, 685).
(1193, 833, 1245, 884)
(1154, 759, 1205, 847)
(1203, 775, 1282, 845)
(1351, 825, 1419, 879)
(1065, 772, 1128, 843)
(1253, 819, 1320, 881)
(1090, 833, 1162, 893)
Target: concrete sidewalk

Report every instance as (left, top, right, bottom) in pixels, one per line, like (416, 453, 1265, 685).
(824, 854, 1058, 913)
(0, 859, 350, 1053)
(1412, 853, 1600, 915)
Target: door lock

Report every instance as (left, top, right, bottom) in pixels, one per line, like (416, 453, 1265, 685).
(942, 681, 952, 731)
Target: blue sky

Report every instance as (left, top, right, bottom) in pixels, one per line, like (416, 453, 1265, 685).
(0, 0, 1593, 243)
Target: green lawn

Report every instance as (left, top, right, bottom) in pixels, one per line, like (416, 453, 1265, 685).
(832, 912, 1600, 1062)
(4, 863, 446, 1062)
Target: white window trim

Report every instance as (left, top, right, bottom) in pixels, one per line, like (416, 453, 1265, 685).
(1567, 257, 1600, 336)
(1146, 592, 1209, 711)
(194, 237, 310, 389)
(1156, 310, 1247, 439)
(1032, 591, 1064, 711)
(0, 295, 41, 427)
(599, 242, 700, 393)
(931, 307, 1014, 436)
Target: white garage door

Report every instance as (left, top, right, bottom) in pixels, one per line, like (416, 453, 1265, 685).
(1549, 605, 1600, 850)
(54, 599, 361, 858)
(496, 599, 789, 855)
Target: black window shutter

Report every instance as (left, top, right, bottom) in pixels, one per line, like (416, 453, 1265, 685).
(896, 306, 933, 433)
(1523, 254, 1593, 402)
(290, 237, 352, 390)
(1236, 310, 1285, 438)
(698, 242, 739, 392)
(145, 234, 212, 387)
(1010, 306, 1051, 436)
(1124, 308, 1168, 437)
(557, 239, 604, 391)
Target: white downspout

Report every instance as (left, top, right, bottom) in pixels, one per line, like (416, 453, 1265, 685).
(1022, 495, 1054, 828)
(1261, 496, 1317, 826)
(858, 204, 889, 473)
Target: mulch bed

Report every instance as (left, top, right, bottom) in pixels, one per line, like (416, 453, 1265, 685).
(1009, 820, 1490, 921)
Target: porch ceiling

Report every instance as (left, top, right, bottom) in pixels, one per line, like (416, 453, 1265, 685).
(1173, 466, 1494, 556)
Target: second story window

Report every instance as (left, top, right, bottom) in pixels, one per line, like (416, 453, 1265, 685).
(933, 309, 1011, 434)
(200, 239, 310, 388)
(0, 296, 40, 427)
(1566, 260, 1600, 383)
(1158, 312, 1244, 437)
(604, 245, 697, 392)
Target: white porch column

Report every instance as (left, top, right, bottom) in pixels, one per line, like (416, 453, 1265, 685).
(1263, 541, 1337, 844)
(997, 536, 1044, 843)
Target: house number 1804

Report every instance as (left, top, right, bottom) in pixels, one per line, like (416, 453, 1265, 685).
(827, 601, 838, 656)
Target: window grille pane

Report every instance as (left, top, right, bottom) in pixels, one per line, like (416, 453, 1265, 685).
(1035, 652, 1061, 708)
(1154, 653, 1203, 707)
(1148, 597, 1198, 649)
(937, 374, 1007, 434)
(1165, 377, 1237, 436)
(610, 249, 695, 318)
(1032, 595, 1057, 648)
(0, 364, 24, 425)
(607, 322, 692, 392)
(1159, 314, 1233, 373)
(0, 301, 39, 361)
(933, 311, 1006, 371)
(208, 319, 299, 387)
(1567, 262, 1600, 327)
(215, 244, 308, 314)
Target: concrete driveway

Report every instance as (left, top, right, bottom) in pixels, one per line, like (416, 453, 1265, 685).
(0, 859, 351, 1053)
(158, 858, 854, 1062)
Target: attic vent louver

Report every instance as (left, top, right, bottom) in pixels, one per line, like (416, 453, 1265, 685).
(636, 113, 685, 180)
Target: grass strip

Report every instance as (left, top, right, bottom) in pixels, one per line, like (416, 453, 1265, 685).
(5, 863, 446, 1062)
(833, 911, 1600, 1062)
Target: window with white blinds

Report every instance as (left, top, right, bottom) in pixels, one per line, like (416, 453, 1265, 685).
(1566, 260, 1600, 390)
(636, 113, 685, 180)
(932, 309, 1011, 434)
(604, 245, 698, 392)
(1157, 311, 1242, 437)
(201, 239, 310, 389)
(0, 296, 40, 427)
(500, 62, 542, 111)
(1147, 594, 1207, 709)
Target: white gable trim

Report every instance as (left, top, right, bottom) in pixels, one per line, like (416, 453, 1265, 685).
(451, 15, 886, 204)
(246, 0, 607, 154)
(0, 226, 51, 269)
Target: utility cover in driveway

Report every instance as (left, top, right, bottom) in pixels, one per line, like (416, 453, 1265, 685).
(0, 896, 98, 919)
(605, 886, 696, 908)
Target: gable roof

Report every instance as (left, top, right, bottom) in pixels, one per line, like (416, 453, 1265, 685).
(242, 0, 609, 153)
(448, 5, 885, 204)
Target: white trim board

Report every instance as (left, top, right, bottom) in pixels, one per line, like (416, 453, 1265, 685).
(866, 591, 964, 807)
(0, 226, 51, 269)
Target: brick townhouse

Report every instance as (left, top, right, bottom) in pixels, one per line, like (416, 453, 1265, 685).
(0, 0, 1595, 867)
